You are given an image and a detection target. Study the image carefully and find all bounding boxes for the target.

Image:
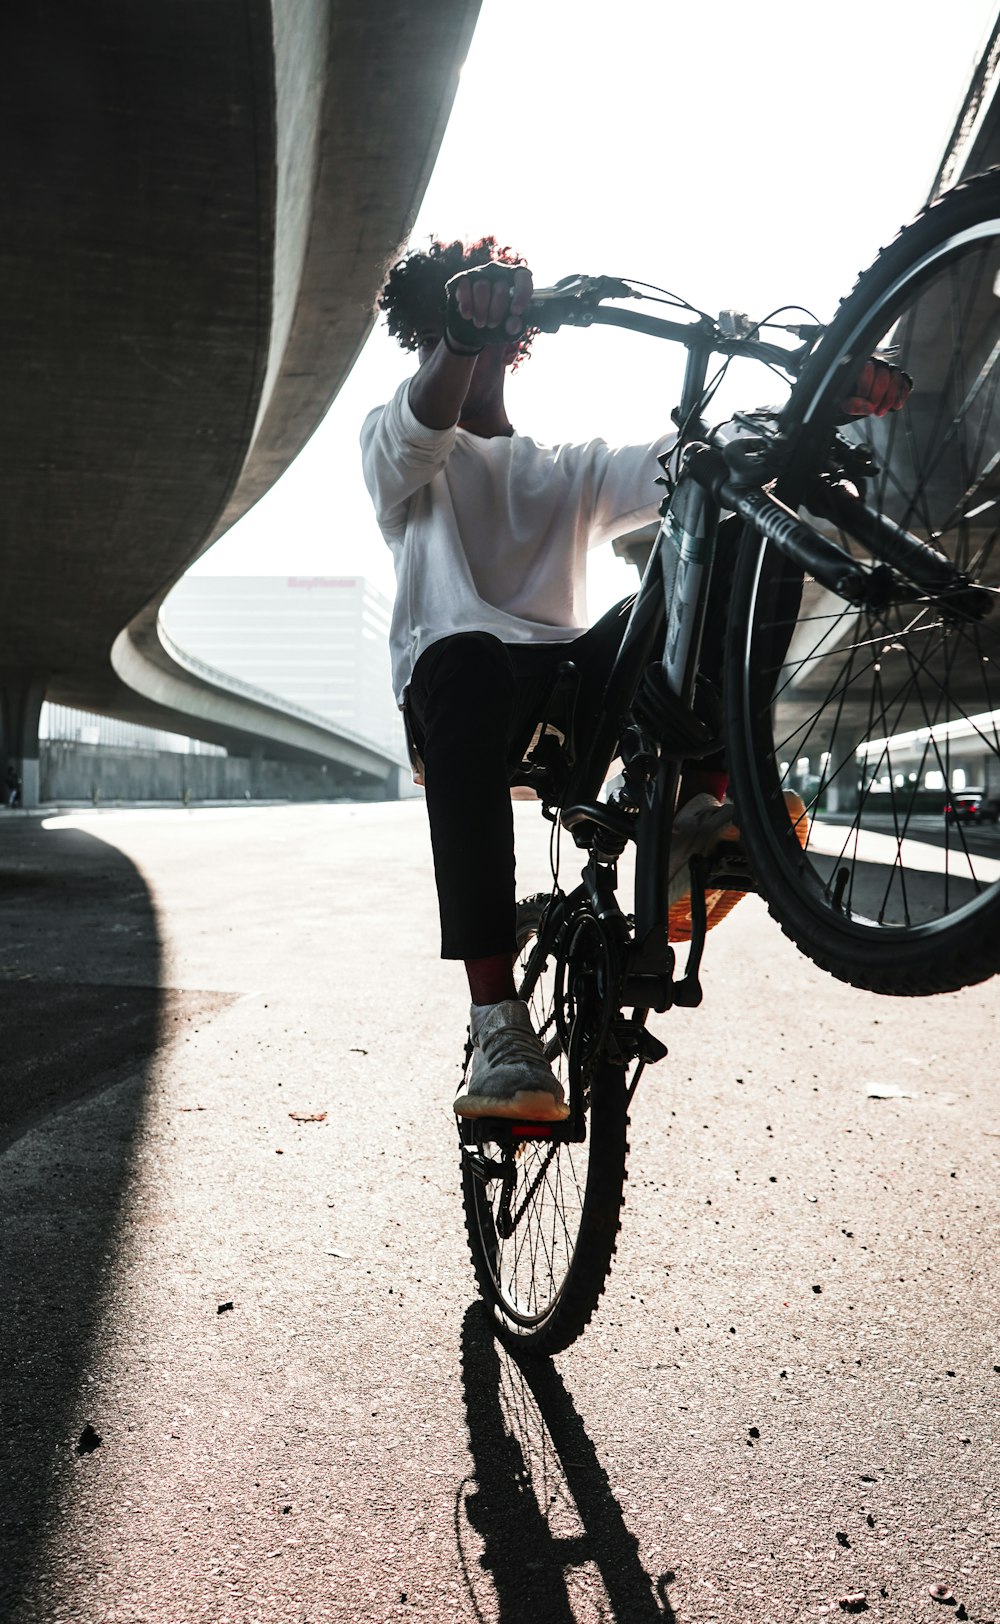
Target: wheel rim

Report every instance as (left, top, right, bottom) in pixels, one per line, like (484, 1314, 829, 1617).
(463, 903, 593, 1331)
(742, 219, 1000, 940)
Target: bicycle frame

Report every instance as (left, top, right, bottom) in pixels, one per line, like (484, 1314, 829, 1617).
(544, 306, 869, 1015)
(557, 473, 722, 1008)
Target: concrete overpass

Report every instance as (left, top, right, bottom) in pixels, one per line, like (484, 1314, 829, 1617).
(0, 0, 479, 803)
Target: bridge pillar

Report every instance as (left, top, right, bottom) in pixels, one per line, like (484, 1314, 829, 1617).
(819, 720, 861, 814)
(0, 674, 47, 809)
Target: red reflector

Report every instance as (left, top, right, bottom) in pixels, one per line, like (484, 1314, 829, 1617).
(512, 1124, 552, 1138)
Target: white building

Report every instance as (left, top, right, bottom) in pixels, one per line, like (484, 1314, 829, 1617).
(161, 575, 403, 755)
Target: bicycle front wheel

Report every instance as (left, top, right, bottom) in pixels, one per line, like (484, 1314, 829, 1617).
(726, 169, 1000, 995)
(460, 894, 628, 1356)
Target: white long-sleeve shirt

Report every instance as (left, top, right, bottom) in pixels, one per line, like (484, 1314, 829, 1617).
(361, 376, 672, 703)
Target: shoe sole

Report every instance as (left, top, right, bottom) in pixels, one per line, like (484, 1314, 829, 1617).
(454, 1088, 570, 1122)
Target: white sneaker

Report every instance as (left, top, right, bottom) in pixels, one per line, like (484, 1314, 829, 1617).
(454, 999, 569, 1122)
(667, 793, 740, 906)
(666, 789, 810, 941)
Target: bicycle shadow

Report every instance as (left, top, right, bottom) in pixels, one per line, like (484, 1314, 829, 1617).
(456, 1303, 676, 1622)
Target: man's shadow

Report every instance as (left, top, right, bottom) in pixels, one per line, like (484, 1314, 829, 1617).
(457, 1303, 676, 1622)
(0, 818, 165, 1618)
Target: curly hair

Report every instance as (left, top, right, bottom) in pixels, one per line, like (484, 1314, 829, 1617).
(376, 235, 534, 367)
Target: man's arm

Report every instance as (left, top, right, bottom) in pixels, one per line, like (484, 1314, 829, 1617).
(360, 386, 455, 532)
(408, 342, 480, 431)
(408, 264, 533, 429)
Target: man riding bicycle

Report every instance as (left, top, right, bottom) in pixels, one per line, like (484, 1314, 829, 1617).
(361, 236, 906, 1125)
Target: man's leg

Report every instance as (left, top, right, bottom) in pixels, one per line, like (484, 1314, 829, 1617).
(407, 633, 520, 966)
(407, 633, 569, 1120)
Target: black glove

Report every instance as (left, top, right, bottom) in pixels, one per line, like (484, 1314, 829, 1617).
(444, 262, 527, 353)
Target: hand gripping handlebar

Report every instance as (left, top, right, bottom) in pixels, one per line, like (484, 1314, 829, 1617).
(444, 269, 634, 350)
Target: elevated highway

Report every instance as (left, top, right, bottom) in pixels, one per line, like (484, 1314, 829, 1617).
(115, 616, 403, 784)
(0, 0, 479, 802)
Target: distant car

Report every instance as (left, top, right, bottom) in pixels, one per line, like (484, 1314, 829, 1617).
(943, 788, 991, 823)
(976, 795, 1000, 824)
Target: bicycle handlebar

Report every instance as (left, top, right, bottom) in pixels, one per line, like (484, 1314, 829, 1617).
(525, 277, 809, 374)
(443, 267, 811, 377)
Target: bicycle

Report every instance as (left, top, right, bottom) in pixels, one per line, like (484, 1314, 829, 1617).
(454, 168, 1000, 1356)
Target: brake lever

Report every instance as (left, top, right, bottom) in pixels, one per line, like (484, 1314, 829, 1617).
(525, 274, 635, 333)
(533, 274, 633, 302)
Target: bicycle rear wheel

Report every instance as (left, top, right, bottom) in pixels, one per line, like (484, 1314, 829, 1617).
(460, 894, 629, 1356)
(726, 169, 1000, 994)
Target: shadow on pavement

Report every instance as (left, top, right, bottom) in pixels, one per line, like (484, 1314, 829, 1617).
(457, 1303, 676, 1622)
(0, 819, 164, 1617)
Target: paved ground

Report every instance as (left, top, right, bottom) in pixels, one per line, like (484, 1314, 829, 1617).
(0, 801, 997, 1624)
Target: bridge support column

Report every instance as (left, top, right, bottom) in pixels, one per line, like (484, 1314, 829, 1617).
(819, 720, 861, 814)
(0, 674, 47, 809)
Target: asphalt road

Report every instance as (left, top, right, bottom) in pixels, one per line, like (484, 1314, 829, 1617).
(1, 801, 997, 1624)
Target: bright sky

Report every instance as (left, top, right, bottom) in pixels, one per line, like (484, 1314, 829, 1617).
(190, 0, 999, 622)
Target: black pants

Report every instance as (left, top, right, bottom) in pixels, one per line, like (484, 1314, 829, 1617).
(406, 612, 631, 959)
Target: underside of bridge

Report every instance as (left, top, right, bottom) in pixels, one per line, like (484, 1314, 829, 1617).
(0, 0, 479, 802)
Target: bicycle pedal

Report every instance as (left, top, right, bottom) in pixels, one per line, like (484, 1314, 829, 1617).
(705, 846, 757, 893)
